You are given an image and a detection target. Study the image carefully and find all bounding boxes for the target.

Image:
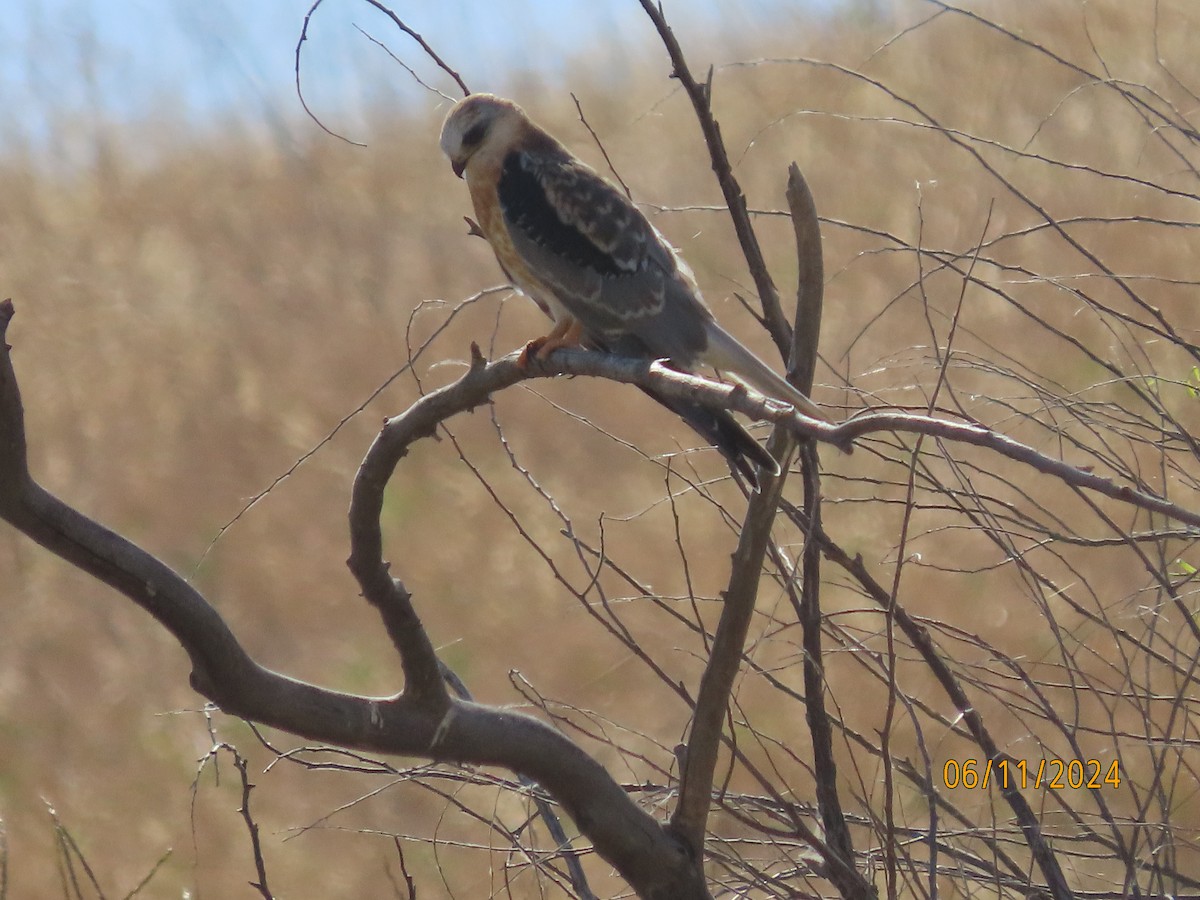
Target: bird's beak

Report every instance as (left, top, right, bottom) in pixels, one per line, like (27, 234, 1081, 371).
(451, 159, 466, 179)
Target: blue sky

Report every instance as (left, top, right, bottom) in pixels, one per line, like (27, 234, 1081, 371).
(0, 0, 847, 152)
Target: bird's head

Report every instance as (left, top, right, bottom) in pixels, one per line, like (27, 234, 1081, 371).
(439, 93, 525, 178)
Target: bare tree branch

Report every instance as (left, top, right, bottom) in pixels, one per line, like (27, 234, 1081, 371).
(671, 426, 797, 857)
(199, 743, 276, 900)
(4, 259, 1198, 898)
(665, 164, 835, 864)
(0, 301, 706, 900)
(294, 1, 367, 146)
(777, 497, 1078, 900)
(294, 0, 468, 144)
(8, 4, 1200, 896)
(786, 163, 824, 390)
(530, 344, 1200, 532)
(355, 0, 469, 96)
(785, 164, 866, 899)
(636, 0, 793, 360)
(0, 813, 7, 900)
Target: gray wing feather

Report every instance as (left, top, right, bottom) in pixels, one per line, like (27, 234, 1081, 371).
(500, 149, 711, 363)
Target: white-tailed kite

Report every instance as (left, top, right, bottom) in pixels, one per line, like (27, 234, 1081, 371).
(440, 93, 826, 486)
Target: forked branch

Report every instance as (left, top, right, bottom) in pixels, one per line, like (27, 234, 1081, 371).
(0, 300, 707, 900)
(3, 285, 1196, 898)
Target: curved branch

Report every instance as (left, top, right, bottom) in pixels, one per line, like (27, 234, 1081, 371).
(3, 295, 1195, 897)
(0, 303, 706, 900)
(294, 0, 468, 145)
(785, 163, 824, 388)
(786, 163, 864, 896)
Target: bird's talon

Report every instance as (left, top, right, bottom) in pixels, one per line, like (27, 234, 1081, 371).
(518, 338, 547, 370)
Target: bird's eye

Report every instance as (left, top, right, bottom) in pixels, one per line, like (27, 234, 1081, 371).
(461, 121, 488, 147)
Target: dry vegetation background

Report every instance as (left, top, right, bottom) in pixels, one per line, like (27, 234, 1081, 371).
(2, 0, 1199, 897)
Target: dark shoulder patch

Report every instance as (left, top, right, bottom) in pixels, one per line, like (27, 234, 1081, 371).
(498, 152, 624, 277)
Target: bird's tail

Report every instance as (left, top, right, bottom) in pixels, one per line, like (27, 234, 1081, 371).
(701, 322, 828, 422)
(642, 386, 780, 490)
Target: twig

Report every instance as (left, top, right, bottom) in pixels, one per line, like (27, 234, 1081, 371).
(46, 801, 105, 900)
(294, 0, 469, 145)
(123, 847, 174, 899)
(0, 815, 7, 900)
(229, 745, 275, 900)
(295, 0, 367, 146)
(636, 0, 793, 360)
(191, 287, 499, 581)
(352, 23, 456, 100)
(356, 0, 469, 96)
(391, 837, 417, 899)
(571, 92, 631, 199)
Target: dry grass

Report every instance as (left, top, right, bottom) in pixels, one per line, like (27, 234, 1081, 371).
(2, 0, 1199, 896)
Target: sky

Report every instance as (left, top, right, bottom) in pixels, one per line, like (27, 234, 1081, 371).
(0, 0, 850, 157)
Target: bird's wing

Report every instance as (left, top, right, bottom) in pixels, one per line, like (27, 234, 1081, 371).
(494, 137, 825, 420)
(497, 148, 709, 361)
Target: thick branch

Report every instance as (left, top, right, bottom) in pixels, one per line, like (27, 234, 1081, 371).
(671, 429, 796, 856)
(3, 297, 1193, 898)
(669, 163, 830, 882)
(0, 300, 29, 513)
(786, 163, 823, 389)
(0, 305, 706, 900)
(786, 166, 867, 898)
(669, 165, 870, 899)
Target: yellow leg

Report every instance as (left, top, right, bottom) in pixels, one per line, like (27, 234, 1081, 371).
(517, 317, 583, 369)
(534, 318, 584, 359)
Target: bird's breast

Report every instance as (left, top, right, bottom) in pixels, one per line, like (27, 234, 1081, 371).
(466, 169, 571, 324)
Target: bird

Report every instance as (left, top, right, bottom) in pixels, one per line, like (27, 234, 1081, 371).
(439, 93, 826, 487)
